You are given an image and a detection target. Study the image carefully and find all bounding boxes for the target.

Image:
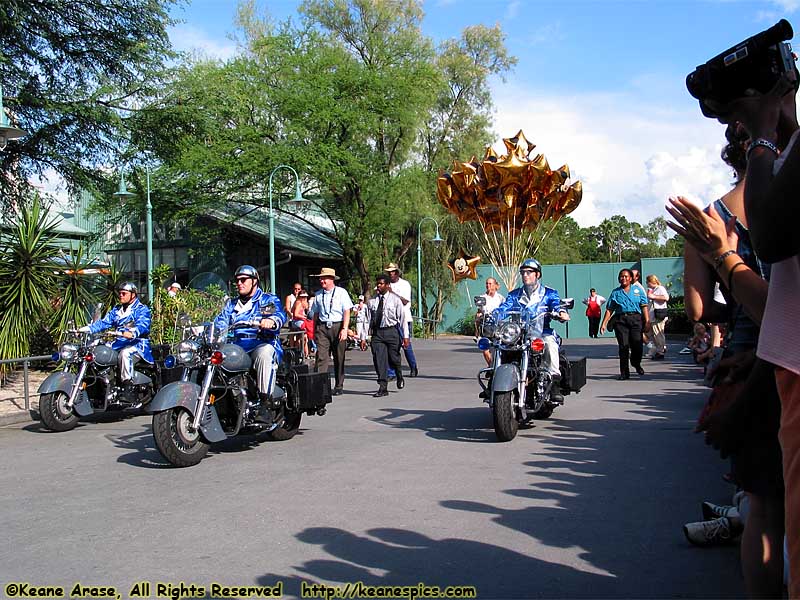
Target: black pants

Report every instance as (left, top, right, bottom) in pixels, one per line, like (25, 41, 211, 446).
(314, 321, 346, 391)
(588, 316, 600, 338)
(371, 326, 402, 390)
(614, 313, 643, 376)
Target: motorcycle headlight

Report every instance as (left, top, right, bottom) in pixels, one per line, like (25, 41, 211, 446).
(59, 343, 78, 361)
(177, 340, 200, 364)
(498, 322, 522, 345)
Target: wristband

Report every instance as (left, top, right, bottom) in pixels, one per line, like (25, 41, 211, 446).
(713, 249, 737, 270)
(726, 261, 747, 293)
(746, 138, 780, 162)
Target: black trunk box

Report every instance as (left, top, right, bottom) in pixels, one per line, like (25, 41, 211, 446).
(567, 357, 587, 393)
(296, 371, 332, 411)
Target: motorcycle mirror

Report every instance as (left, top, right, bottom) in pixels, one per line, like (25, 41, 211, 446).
(473, 295, 486, 308)
(178, 313, 192, 327)
(561, 298, 575, 310)
(261, 303, 277, 316)
(92, 303, 104, 322)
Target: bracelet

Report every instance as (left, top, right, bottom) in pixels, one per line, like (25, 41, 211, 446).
(726, 261, 748, 293)
(713, 249, 737, 270)
(746, 138, 780, 162)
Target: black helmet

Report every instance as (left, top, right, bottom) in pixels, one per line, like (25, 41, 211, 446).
(234, 265, 259, 280)
(118, 281, 138, 293)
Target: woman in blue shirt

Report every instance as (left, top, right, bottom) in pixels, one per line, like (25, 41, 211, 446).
(600, 268, 651, 380)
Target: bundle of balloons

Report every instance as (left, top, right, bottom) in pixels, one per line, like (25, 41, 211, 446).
(436, 130, 582, 235)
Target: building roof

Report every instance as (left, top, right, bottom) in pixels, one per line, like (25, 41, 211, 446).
(207, 202, 342, 259)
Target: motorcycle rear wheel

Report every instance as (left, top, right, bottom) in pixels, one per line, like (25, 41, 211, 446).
(533, 404, 555, 419)
(39, 392, 79, 432)
(266, 410, 302, 441)
(492, 390, 519, 442)
(152, 408, 209, 467)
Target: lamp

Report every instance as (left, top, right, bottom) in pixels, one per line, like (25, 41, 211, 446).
(0, 85, 27, 151)
(416, 216, 443, 321)
(114, 168, 154, 301)
(268, 164, 308, 293)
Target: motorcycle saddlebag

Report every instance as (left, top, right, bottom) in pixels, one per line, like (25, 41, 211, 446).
(565, 357, 587, 393)
(296, 371, 332, 412)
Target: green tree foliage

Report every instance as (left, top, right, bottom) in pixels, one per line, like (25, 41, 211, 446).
(51, 244, 102, 342)
(0, 0, 177, 209)
(0, 195, 60, 369)
(125, 0, 515, 297)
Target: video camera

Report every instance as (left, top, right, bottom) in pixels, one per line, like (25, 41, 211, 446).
(686, 19, 796, 118)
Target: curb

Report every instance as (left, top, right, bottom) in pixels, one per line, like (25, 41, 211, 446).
(0, 410, 38, 427)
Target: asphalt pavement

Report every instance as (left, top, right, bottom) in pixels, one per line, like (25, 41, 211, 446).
(0, 336, 744, 598)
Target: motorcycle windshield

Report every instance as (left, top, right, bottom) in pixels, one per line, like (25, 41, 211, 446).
(525, 306, 548, 340)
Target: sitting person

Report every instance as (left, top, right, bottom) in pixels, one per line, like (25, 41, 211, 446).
(688, 322, 713, 365)
(290, 290, 315, 359)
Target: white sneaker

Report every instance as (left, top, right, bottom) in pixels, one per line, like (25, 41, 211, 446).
(701, 501, 742, 527)
(683, 516, 742, 546)
(679, 347, 693, 355)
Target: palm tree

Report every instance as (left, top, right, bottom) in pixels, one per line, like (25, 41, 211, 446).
(0, 195, 60, 372)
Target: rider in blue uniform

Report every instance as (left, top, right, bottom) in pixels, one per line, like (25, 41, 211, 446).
(79, 282, 153, 392)
(492, 258, 570, 402)
(213, 265, 287, 403)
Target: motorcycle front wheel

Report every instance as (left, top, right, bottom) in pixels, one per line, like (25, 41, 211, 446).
(266, 410, 302, 441)
(152, 408, 209, 467)
(39, 392, 80, 432)
(492, 390, 519, 442)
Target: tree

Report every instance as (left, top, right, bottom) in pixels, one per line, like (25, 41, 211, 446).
(126, 0, 515, 297)
(0, 0, 177, 210)
(0, 195, 60, 370)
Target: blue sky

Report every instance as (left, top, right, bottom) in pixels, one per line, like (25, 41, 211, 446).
(168, 0, 800, 226)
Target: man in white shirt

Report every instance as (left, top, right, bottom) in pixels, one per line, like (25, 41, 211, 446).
(385, 262, 418, 377)
(308, 268, 353, 396)
(475, 277, 504, 365)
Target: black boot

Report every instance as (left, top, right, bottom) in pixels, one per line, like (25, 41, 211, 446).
(255, 393, 273, 425)
(549, 377, 564, 404)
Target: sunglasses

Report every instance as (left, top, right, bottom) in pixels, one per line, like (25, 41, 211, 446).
(235, 277, 252, 283)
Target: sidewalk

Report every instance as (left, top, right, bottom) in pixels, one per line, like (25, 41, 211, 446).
(0, 369, 44, 426)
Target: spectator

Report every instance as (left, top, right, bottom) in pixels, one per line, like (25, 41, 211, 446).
(645, 275, 669, 359)
(290, 290, 314, 359)
(167, 282, 182, 297)
(285, 282, 302, 315)
(582, 288, 606, 338)
(354, 295, 370, 349)
(688, 323, 713, 365)
(666, 120, 782, 596)
(475, 277, 504, 365)
(715, 68, 800, 598)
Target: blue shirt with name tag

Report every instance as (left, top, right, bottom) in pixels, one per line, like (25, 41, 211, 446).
(607, 285, 648, 314)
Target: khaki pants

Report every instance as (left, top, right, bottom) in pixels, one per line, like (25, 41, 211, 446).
(315, 321, 346, 391)
(651, 317, 667, 353)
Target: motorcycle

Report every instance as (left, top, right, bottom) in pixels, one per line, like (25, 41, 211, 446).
(37, 328, 170, 432)
(147, 316, 331, 467)
(475, 297, 586, 441)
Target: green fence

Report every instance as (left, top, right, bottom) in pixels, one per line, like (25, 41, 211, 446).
(435, 257, 684, 339)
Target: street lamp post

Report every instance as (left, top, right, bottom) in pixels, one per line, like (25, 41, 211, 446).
(0, 85, 27, 151)
(114, 168, 154, 301)
(267, 165, 306, 293)
(416, 216, 444, 322)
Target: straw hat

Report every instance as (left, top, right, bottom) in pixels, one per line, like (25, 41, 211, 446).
(384, 262, 400, 273)
(312, 267, 340, 280)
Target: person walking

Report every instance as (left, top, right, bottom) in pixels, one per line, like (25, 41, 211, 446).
(385, 262, 418, 377)
(308, 268, 353, 396)
(354, 295, 370, 348)
(646, 275, 669, 359)
(360, 274, 409, 397)
(600, 269, 650, 380)
(582, 288, 605, 338)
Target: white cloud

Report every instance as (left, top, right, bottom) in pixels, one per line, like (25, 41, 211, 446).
(489, 84, 732, 227)
(30, 168, 71, 210)
(169, 25, 239, 61)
